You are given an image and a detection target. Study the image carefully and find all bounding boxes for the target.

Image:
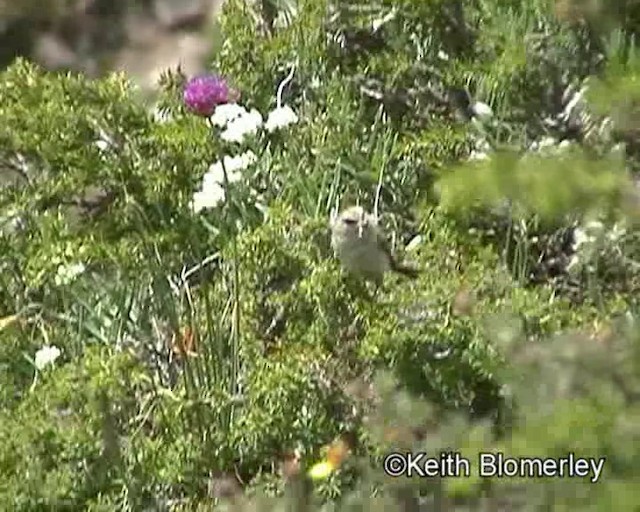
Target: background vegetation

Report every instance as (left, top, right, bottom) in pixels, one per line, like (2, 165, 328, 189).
(1, 0, 639, 510)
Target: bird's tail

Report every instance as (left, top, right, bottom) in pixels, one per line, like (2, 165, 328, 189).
(391, 261, 420, 279)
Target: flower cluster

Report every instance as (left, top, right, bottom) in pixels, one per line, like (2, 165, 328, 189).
(34, 345, 61, 370)
(471, 101, 493, 121)
(568, 219, 627, 271)
(184, 72, 299, 143)
(183, 75, 239, 117)
(182, 71, 300, 214)
(468, 135, 578, 162)
(468, 139, 492, 161)
(54, 262, 86, 286)
(213, 104, 264, 143)
(529, 136, 573, 154)
(466, 101, 493, 160)
(210, 100, 298, 144)
(308, 436, 352, 480)
(265, 105, 299, 132)
(192, 151, 257, 212)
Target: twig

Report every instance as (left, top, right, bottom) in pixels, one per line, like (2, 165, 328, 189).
(276, 61, 297, 109)
(180, 252, 220, 283)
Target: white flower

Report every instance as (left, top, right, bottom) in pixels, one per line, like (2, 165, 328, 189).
(192, 151, 258, 213)
(93, 128, 115, 154)
(529, 137, 576, 156)
(610, 142, 625, 157)
(476, 139, 491, 152)
(265, 105, 298, 131)
(34, 345, 61, 370)
(205, 150, 257, 184)
(530, 136, 556, 152)
(467, 138, 491, 160)
(469, 150, 489, 161)
(192, 184, 226, 213)
(572, 227, 591, 251)
(585, 220, 604, 231)
(54, 262, 86, 286)
(572, 220, 608, 252)
(405, 235, 423, 252)
(202, 163, 227, 188)
(221, 109, 263, 143)
(94, 139, 110, 151)
(607, 223, 626, 242)
(210, 103, 247, 128)
(229, 150, 258, 171)
(471, 101, 493, 120)
(569, 219, 625, 271)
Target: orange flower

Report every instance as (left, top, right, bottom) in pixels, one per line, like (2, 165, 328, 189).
(326, 437, 351, 468)
(171, 326, 197, 357)
(309, 436, 352, 480)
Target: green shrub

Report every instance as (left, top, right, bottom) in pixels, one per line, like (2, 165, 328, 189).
(1, 0, 640, 509)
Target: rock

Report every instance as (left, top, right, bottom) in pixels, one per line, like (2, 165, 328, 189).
(113, 30, 210, 91)
(153, 0, 211, 30)
(33, 32, 78, 70)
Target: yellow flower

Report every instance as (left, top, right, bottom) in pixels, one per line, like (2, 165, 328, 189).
(308, 461, 334, 480)
(308, 437, 351, 480)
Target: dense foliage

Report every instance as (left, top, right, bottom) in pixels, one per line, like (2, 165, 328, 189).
(1, 0, 639, 510)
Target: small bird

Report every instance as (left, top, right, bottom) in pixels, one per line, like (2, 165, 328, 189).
(330, 205, 419, 285)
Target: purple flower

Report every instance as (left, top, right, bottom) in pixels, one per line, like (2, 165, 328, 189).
(183, 75, 233, 116)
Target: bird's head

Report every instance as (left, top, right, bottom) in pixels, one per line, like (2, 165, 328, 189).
(333, 205, 375, 241)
